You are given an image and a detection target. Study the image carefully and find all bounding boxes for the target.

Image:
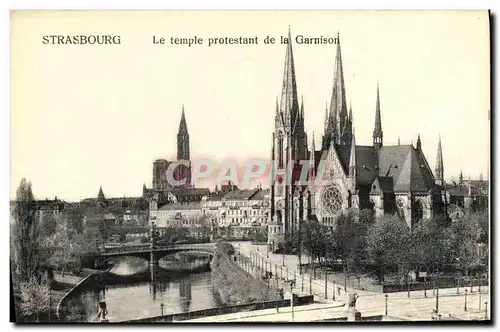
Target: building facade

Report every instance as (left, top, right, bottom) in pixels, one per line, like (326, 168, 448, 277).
(268, 30, 447, 250)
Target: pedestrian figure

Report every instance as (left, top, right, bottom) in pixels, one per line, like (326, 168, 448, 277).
(96, 301, 108, 322)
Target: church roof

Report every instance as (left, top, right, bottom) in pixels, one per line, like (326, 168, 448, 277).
(334, 143, 437, 193)
(171, 187, 210, 197)
(158, 202, 201, 211)
(223, 189, 260, 200)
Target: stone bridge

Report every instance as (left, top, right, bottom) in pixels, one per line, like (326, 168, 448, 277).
(92, 243, 217, 268)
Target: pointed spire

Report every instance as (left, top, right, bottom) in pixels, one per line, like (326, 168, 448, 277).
(177, 105, 190, 160)
(349, 124, 356, 177)
(435, 135, 444, 185)
(329, 32, 348, 145)
(97, 186, 105, 201)
(279, 27, 299, 129)
(416, 133, 422, 150)
(300, 95, 304, 119)
(459, 169, 464, 184)
(373, 82, 383, 148)
(178, 105, 188, 134)
(309, 131, 316, 179)
(324, 102, 329, 132)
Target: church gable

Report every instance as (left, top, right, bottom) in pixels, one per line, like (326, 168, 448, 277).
(326, 143, 348, 181)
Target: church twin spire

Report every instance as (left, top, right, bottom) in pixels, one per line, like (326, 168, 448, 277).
(322, 32, 352, 149)
(273, 28, 307, 164)
(279, 28, 300, 131)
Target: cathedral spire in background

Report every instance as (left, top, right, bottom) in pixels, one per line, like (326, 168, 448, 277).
(372, 82, 383, 148)
(177, 105, 190, 160)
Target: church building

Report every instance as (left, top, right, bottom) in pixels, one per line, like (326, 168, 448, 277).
(268, 30, 446, 250)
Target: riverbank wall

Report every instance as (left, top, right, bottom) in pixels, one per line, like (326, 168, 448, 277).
(123, 296, 315, 323)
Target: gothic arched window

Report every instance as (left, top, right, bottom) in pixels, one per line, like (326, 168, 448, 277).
(413, 200, 424, 224)
(278, 132, 284, 168)
(321, 184, 343, 215)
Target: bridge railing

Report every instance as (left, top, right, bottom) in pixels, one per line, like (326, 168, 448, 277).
(99, 243, 217, 256)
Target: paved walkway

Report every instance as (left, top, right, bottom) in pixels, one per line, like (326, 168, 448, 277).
(223, 241, 490, 322)
(53, 272, 83, 286)
(184, 289, 489, 322)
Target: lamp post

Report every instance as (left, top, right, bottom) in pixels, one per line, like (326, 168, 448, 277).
(385, 294, 388, 316)
(324, 272, 328, 299)
(48, 287, 52, 322)
(290, 285, 295, 322)
(464, 289, 468, 312)
(435, 286, 439, 313)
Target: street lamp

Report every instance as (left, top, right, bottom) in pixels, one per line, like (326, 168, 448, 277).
(385, 294, 388, 316)
(435, 286, 439, 313)
(464, 289, 468, 312)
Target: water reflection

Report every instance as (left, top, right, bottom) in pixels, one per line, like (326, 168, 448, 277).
(62, 255, 219, 322)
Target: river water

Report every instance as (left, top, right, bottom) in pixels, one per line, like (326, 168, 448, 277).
(62, 254, 222, 322)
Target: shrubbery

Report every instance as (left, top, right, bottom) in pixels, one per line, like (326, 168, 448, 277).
(211, 242, 279, 305)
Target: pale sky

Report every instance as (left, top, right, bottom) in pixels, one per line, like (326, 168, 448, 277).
(10, 10, 490, 201)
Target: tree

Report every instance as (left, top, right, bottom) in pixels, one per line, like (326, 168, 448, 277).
(11, 178, 42, 282)
(448, 211, 488, 276)
(331, 211, 370, 274)
(18, 276, 50, 322)
(301, 220, 329, 263)
(364, 215, 411, 284)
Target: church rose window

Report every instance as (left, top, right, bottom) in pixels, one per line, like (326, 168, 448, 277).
(321, 184, 343, 215)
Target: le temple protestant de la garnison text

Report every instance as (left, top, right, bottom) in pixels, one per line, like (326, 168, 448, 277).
(41, 34, 340, 46)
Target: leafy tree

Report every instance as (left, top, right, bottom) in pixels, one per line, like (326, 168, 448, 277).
(18, 276, 50, 322)
(301, 220, 329, 263)
(332, 211, 370, 274)
(447, 211, 488, 276)
(251, 226, 268, 243)
(11, 178, 41, 282)
(364, 214, 411, 284)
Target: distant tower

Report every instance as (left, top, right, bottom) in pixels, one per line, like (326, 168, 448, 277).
(177, 105, 190, 161)
(435, 136, 444, 186)
(373, 83, 383, 149)
(175, 106, 192, 188)
(416, 134, 422, 150)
